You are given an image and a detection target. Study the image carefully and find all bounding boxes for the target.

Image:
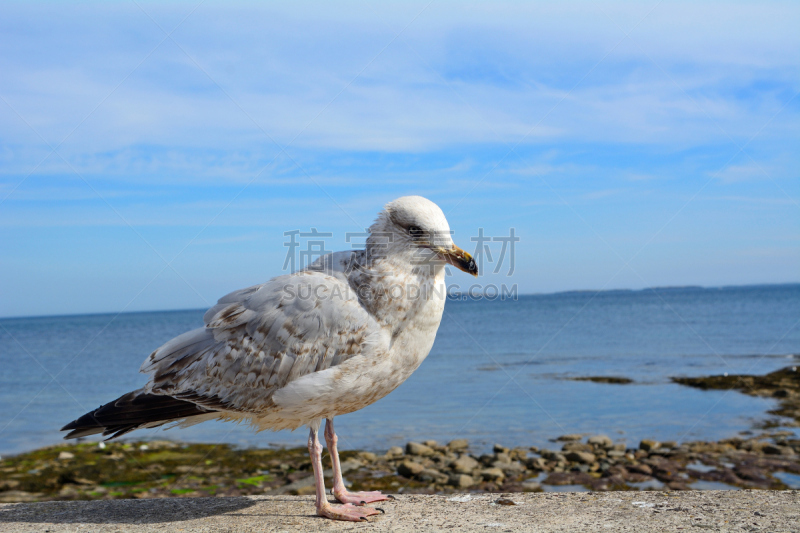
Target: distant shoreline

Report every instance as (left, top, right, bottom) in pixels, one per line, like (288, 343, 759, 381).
(2, 282, 798, 321)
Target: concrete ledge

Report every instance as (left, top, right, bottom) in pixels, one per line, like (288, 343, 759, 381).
(0, 491, 798, 532)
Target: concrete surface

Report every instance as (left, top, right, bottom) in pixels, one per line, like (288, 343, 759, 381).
(0, 491, 798, 532)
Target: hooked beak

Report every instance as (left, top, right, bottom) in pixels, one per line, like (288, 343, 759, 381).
(437, 244, 478, 277)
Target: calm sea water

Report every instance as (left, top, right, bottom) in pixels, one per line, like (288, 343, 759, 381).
(1, 284, 798, 456)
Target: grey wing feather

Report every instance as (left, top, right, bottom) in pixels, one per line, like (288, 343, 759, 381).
(140, 272, 383, 414)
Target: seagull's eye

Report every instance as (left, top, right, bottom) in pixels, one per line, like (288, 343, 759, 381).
(408, 226, 424, 239)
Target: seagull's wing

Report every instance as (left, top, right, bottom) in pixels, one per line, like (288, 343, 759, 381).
(139, 271, 385, 414)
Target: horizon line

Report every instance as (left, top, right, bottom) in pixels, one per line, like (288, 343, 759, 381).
(1, 281, 797, 322)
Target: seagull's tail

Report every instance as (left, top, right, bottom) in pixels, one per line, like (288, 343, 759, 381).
(61, 389, 217, 441)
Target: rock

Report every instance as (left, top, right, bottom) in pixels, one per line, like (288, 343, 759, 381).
(418, 468, 448, 484)
(540, 450, 566, 462)
(0, 479, 20, 490)
(406, 442, 435, 456)
(607, 450, 625, 458)
(763, 444, 795, 456)
(447, 439, 469, 451)
(562, 442, 593, 453)
(58, 451, 75, 460)
(451, 455, 480, 474)
(386, 446, 404, 457)
(0, 491, 43, 503)
(493, 444, 510, 453)
(397, 460, 425, 477)
(520, 480, 541, 491)
(510, 448, 529, 461)
(557, 434, 583, 442)
(587, 435, 613, 449)
(494, 452, 511, 463)
(448, 474, 475, 488)
(627, 463, 653, 476)
(603, 465, 628, 478)
(495, 461, 526, 474)
(479, 454, 495, 466)
(565, 451, 596, 464)
(526, 457, 547, 470)
(639, 439, 661, 452)
(422, 440, 439, 449)
(480, 467, 505, 482)
(358, 451, 377, 462)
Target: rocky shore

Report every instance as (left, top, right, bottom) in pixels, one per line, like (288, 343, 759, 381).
(673, 365, 800, 426)
(1, 432, 798, 504)
(2, 366, 798, 504)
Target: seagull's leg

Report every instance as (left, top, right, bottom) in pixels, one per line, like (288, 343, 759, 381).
(308, 423, 381, 522)
(324, 417, 393, 505)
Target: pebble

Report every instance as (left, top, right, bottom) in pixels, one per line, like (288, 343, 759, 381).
(556, 434, 583, 442)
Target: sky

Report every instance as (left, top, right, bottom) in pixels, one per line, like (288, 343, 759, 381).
(0, 0, 798, 318)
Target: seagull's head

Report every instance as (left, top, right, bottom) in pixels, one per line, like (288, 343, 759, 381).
(368, 196, 478, 277)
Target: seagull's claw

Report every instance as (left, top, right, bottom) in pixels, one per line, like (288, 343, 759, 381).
(333, 489, 394, 505)
(318, 502, 382, 522)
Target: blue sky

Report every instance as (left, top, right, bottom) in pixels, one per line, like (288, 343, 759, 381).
(1, 0, 798, 317)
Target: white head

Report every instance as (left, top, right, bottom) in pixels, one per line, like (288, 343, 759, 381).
(367, 196, 478, 276)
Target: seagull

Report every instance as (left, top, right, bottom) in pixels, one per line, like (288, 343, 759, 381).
(62, 196, 478, 522)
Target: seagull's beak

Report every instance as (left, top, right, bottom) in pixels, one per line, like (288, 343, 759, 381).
(437, 245, 478, 277)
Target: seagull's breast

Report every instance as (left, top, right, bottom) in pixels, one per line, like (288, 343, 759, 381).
(263, 270, 446, 425)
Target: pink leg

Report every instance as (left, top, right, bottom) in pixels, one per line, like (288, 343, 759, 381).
(307, 424, 382, 522)
(324, 417, 394, 505)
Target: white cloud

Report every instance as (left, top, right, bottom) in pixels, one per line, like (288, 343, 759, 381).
(0, 0, 797, 178)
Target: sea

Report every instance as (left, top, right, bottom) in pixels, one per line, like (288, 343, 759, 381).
(1, 284, 798, 457)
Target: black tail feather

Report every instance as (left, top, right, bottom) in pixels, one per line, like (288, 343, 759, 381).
(61, 390, 217, 440)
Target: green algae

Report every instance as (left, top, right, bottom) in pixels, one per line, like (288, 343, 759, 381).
(0, 441, 310, 502)
(235, 475, 272, 487)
